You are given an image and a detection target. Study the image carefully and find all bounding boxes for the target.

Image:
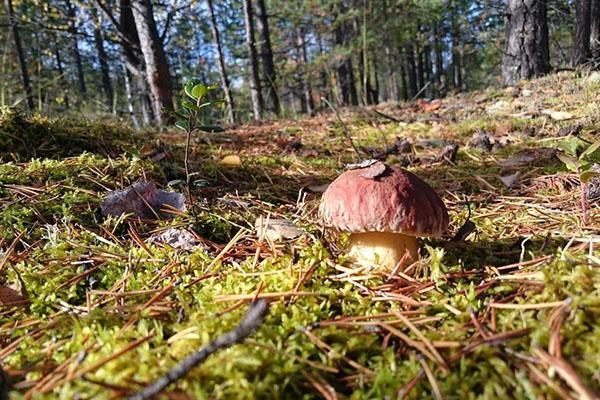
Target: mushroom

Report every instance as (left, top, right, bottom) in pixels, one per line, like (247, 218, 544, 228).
(319, 161, 449, 271)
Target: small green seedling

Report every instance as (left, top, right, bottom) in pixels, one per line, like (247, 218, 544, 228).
(557, 137, 600, 224)
(175, 79, 225, 186)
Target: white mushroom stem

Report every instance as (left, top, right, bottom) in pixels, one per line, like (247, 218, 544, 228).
(348, 232, 419, 271)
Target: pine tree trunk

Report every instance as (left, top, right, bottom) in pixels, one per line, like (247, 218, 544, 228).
(434, 26, 444, 91)
(131, 0, 173, 126)
(207, 0, 234, 123)
(450, 6, 462, 91)
(592, 0, 600, 63)
(384, 43, 398, 101)
(53, 45, 70, 110)
(66, 0, 86, 96)
(122, 63, 140, 128)
(255, 0, 280, 115)
(502, 0, 550, 85)
(296, 27, 314, 115)
(573, 0, 592, 66)
(242, 0, 263, 120)
(405, 44, 418, 98)
(5, 0, 34, 110)
(93, 12, 114, 109)
(334, 21, 358, 106)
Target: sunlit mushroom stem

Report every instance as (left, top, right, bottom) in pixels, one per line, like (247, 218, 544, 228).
(348, 232, 418, 271)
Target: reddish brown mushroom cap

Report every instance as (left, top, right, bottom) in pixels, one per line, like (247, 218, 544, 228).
(319, 163, 449, 237)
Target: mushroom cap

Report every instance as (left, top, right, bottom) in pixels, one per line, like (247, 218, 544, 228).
(319, 163, 449, 237)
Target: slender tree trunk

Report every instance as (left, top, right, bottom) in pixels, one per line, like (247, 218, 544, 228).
(53, 45, 70, 110)
(92, 12, 114, 109)
(450, 5, 462, 91)
(122, 64, 140, 128)
(405, 44, 418, 98)
(207, 0, 235, 124)
(65, 0, 86, 96)
(417, 44, 425, 94)
(242, 0, 263, 120)
(502, 0, 550, 85)
(592, 0, 600, 63)
(434, 25, 444, 92)
(254, 0, 280, 115)
(400, 52, 409, 101)
(131, 0, 173, 125)
(384, 43, 398, 101)
(296, 27, 314, 115)
(572, 0, 592, 66)
(5, 0, 34, 110)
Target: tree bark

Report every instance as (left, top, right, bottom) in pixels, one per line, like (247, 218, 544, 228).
(122, 63, 140, 128)
(450, 4, 462, 91)
(572, 0, 592, 66)
(53, 45, 70, 110)
(502, 0, 550, 86)
(592, 0, 600, 63)
(65, 0, 86, 96)
(131, 0, 173, 126)
(92, 11, 114, 109)
(5, 0, 34, 111)
(242, 0, 263, 120)
(207, 0, 235, 124)
(296, 27, 314, 115)
(255, 0, 280, 115)
(405, 44, 418, 98)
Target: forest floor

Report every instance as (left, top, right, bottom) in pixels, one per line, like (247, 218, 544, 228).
(1, 71, 599, 399)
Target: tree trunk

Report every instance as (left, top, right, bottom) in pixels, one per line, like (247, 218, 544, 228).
(53, 45, 70, 110)
(450, 5, 462, 91)
(93, 12, 114, 109)
(207, 0, 235, 124)
(400, 60, 408, 101)
(434, 25, 444, 93)
(296, 27, 314, 115)
(5, 0, 34, 111)
(242, 0, 263, 120)
(502, 0, 550, 85)
(255, 0, 280, 115)
(384, 43, 399, 101)
(592, 0, 600, 63)
(131, 0, 173, 126)
(65, 0, 86, 96)
(405, 44, 418, 98)
(573, 0, 592, 66)
(122, 63, 140, 128)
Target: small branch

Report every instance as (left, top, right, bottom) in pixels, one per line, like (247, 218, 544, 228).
(320, 97, 363, 161)
(127, 300, 269, 400)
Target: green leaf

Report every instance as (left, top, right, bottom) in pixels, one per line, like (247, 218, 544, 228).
(198, 125, 224, 133)
(207, 82, 221, 90)
(557, 152, 580, 172)
(558, 137, 583, 156)
(182, 100, 199, 112)
(175, 120, 190, 131)
(580, 140, 600, 160)
(184, 79, 203, 99)
(191, 84, 208, 100)
(580, 170, 600, 183)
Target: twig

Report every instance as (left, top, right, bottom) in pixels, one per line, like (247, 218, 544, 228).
(127, 300, 269, 400)
(320, 97, 363, 161)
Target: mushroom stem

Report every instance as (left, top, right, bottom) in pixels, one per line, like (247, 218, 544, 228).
(348, 232, 418, 271)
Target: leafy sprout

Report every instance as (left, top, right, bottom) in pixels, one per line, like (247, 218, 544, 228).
(175, 80, 225, 187)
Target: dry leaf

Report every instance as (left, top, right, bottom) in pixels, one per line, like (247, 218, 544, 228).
(101, 181, 185, 219)
(147, 228, 203, 251)
(0, 286, 28, 307)
(499, 148, 558, 168)
(219, 155, 242, 166)
(541, 109, 574, 121)
(255, 217, 304, 241)
(499, 172, 521, 189)
(359, 161, 387, 179)
(307, 183, 330, 193)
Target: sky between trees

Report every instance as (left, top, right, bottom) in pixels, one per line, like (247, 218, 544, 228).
(1, 0, 599, 126)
